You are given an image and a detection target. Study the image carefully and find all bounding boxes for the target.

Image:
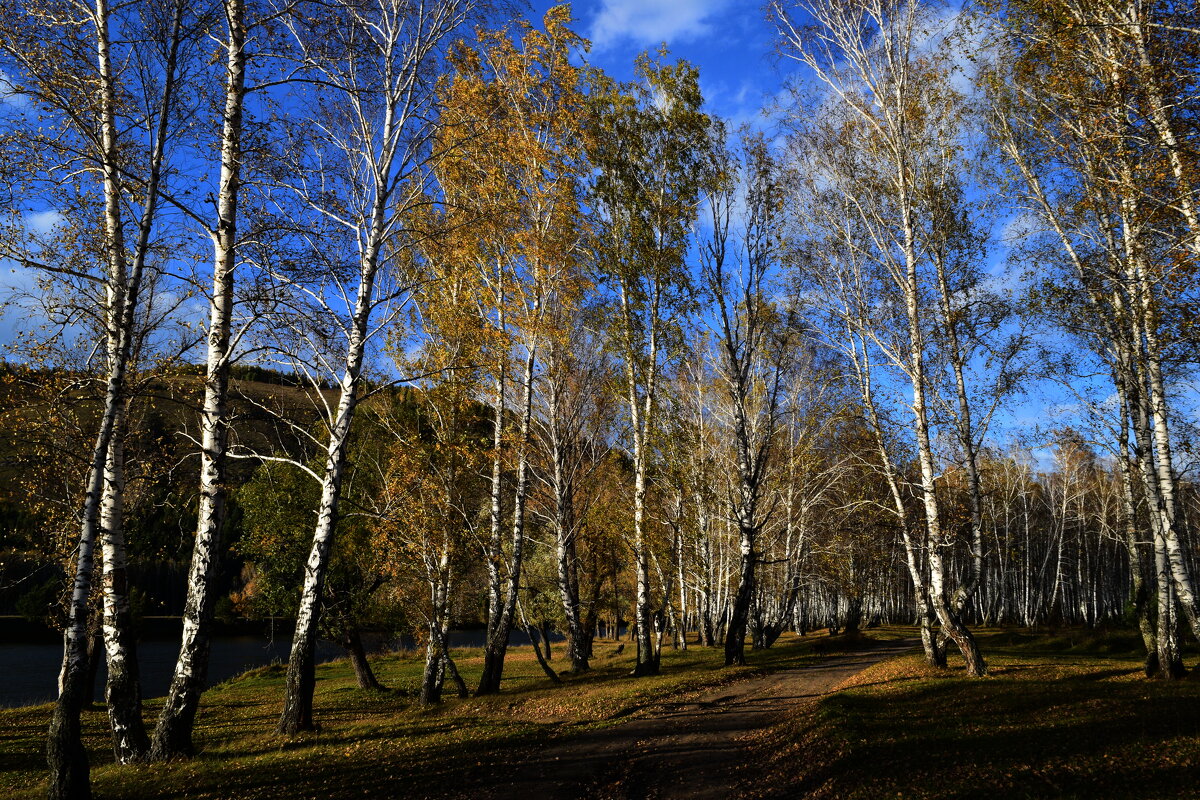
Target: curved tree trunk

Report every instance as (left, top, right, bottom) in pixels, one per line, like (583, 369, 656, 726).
(343, 630, 382, 690)
(151, 0, 245, 758)
(932, 249, 985, 624)
(519, 600, 563, 686)
(901, 191, 986, 677)
(852, 329, 945, 669)
(278, 378, 360, 733)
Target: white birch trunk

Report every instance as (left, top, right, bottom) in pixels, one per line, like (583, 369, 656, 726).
(617, 280, 660, 676)
(276, 0, 484, 725)
(900, 189, 986, 676)
(151, 0, 246, 757)
(1127, 6, 1200, 257)
(477, 345, 537, 694)
(99, 406, 150, 763)
(1130, 262, 1200, 637)
(49, 0, 182, 791)
(852, 328, 943, 667)
(278, 271, 374, 733)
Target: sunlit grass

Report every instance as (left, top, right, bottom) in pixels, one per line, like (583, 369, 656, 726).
(747, 628, 1200, 800)
(0, 630, 852, 799)
(17, 627, 1180, 800)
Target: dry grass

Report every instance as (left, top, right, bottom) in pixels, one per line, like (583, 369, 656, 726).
(0, 631, 852, 799)
(9, 627, 1187, 799)
(745, 628, 1200, 800)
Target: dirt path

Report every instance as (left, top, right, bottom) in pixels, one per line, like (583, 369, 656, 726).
(469, 639, 916, 800)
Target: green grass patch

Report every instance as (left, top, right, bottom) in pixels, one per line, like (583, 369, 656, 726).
(0, 630, 861, 799)
(748, 628, 1200, 800)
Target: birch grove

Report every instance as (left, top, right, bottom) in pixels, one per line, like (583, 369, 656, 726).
(774, 0, 988, 675)
(986, 0, 1200, 675)
(587, 53, 711, 676)
(433, 7, 589, 694)
(2, 0, 1200, 796)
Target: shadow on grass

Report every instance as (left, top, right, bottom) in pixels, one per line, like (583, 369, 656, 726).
(762, 641, 1200, 800)
(103, 725, 558, 800)
(2, 631, 856, 799)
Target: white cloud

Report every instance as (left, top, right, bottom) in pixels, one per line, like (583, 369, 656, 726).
(0, 260, 51, 354)
(24, 210, 65, 235)
(0, 70, 30, 110)
(588, 0, 730, 51)
(998, 210, 1040, 246)
(703, 78, 773, 132)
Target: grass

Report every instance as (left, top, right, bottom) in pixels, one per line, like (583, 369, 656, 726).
(746, 628, 1200, 800)
(7, 627, 1197, 799)
(0, 630, 858, 799)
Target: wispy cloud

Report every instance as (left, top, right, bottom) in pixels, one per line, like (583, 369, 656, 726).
(588, 0, 730, 51)
(0, 260, 38, 351)
(0, 70, 30, 110)
(24, 210, 65, 235)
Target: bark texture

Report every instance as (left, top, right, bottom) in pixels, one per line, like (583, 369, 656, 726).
(151, 0, 246, 758)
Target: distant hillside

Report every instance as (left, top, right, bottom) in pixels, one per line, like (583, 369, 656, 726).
(0, 364, 417, 620)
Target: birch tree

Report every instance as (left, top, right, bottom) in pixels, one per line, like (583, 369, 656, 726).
(986, 0, 1200, 675)
(700, 131, 791, 666)
(753, 344, 853, 648)
(270, 0, 486, 734)
(151, 0, 259, 758)
(774, 0, 987, 674)
(588, 51, 710, 676)
(0, 0, 196, 789)
(397, 212, 492, 703)
(434, 5, 588, 694)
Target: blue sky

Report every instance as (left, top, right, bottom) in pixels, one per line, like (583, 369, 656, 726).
(528, 0, 783, 130)
(1, 1, 781, 349)
(6, 0, 1184, 471)
(518, 2, 1142, 467)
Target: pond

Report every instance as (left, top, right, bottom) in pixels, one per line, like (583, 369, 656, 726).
(0, 621, 563, 708)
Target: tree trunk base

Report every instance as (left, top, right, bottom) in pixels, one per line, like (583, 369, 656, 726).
(149, 693, 200, 762)
(631, 659, 660, 677)
(278, 667, 317, 734)
(344, 632, 384, 691)
(47, 688, 91, 800)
